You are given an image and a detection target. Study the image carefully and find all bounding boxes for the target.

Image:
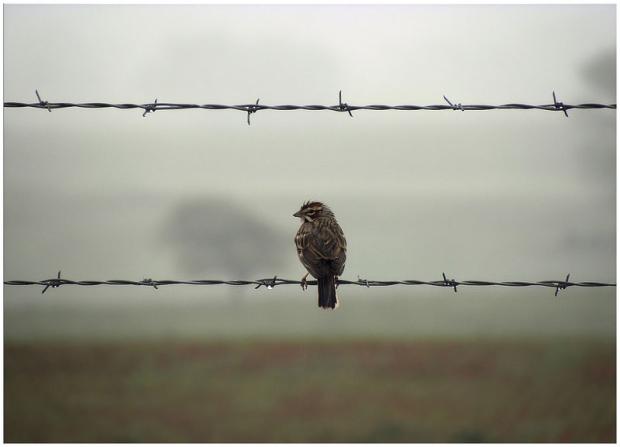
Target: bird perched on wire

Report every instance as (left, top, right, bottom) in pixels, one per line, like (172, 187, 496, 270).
(293, 201, 347, 309)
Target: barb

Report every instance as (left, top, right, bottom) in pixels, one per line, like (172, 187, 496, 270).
(555, 273, 571, 296)
(41, 270, 62, 294)
(5, 91, 615, 122)
(442, 272, 458, 292)
(247, 98, 259, 125)
(443, 95, 463, 111)
(358, 275, 370, 288)
(338, 90, 353, 117)
(142, 278, 159, 290)
(5, 272, 615, 296)
(552, 91, 569, 117)
(142, 98, 158, 117)
(35, 89, 51, 113)
(255, 275, 278, 290)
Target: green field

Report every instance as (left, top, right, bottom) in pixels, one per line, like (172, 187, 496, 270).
(4, 338, 615, 442)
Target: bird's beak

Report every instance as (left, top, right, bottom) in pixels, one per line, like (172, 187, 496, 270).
(293, 211, 301, 218)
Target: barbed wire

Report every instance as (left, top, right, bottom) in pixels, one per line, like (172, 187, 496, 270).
(4, 90, 616, 125)
(3, 271, 615, 296)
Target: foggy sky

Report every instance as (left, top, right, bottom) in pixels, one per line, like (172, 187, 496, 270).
(3, 4, 616, 339)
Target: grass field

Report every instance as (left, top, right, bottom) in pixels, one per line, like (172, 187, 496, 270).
(4, 338, 615, 442)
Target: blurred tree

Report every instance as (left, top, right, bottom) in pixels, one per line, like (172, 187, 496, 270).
(163, 197, 289, 281)
(581, 48, 615, 95)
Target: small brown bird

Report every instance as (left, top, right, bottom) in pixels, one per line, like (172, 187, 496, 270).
(294, 201, 347, 309)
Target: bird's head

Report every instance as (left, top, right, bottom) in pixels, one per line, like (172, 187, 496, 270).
(293, 201, 333, 222)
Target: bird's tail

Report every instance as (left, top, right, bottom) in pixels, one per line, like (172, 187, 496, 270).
(318, 275, 338, 309)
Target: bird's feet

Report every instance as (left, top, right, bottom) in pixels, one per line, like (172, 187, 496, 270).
(300, 273, 309, 291)
(335, 276, 340, 289)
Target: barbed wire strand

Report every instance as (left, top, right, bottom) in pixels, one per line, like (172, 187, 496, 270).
(4, 90, 616, 125)
(3, 271, 615, 295)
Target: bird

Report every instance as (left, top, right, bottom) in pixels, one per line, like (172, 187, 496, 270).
(293, 201, 347, 309)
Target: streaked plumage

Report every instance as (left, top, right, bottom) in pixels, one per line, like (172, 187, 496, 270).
(293, 201, 347, 309)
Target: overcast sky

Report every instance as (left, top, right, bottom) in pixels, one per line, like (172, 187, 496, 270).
(3, 4, 616, 339)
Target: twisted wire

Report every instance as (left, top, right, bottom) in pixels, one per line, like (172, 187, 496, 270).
(5, 101, 615, 112)
(4, 91, 616, 124)
(4, 272, 615, 295)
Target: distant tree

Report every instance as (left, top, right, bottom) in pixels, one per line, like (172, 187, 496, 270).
(163, 197, 289, 281)
(581, 49, 615, 95)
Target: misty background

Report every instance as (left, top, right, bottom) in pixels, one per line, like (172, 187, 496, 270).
(3, 4, 616, 340)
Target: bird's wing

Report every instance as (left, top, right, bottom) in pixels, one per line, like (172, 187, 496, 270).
(295, 228, 308, 253)
(306, 220, 346, 261)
